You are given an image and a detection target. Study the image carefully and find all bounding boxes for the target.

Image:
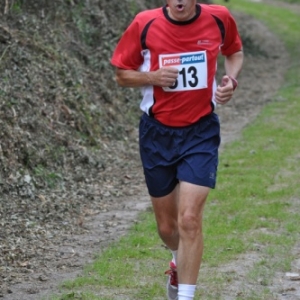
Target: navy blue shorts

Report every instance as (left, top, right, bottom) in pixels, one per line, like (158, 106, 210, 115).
(139, 113, 221, 197)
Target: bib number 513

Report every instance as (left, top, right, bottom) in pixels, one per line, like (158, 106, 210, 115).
(169, 66, 198, 89)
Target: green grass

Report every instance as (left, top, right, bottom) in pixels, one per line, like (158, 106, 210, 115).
(271, 0, 300, 3)
(48, 1, 300, 299)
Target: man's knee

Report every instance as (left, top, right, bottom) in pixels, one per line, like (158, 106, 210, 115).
(157, 220, 178, 238)
(178, 213, 202, 239)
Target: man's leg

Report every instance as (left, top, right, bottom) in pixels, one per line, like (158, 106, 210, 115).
(151, 184, 179, 252)
(150, 182, 209, 299)
(151, 185, 179, 300)
(176, 181, 210, 299)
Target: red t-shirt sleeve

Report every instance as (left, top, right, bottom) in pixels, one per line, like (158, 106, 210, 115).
(110, 19, 144, 70)
(220, 8, 243, 56)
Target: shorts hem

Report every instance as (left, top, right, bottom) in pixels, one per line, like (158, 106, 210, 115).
(147, 183, 178, 198)
(177, 177, 216, 189)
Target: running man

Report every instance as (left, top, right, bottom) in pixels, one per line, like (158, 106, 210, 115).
(111, 1, 243, 299)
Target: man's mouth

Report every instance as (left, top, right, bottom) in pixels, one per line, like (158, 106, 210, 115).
(176, 4, 184, 11)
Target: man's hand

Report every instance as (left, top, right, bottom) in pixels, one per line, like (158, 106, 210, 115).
(151, 67, 179, 87)
(215, 75, 235, 105)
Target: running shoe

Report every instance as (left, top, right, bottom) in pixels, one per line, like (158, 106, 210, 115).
(165, 261, 178, 300)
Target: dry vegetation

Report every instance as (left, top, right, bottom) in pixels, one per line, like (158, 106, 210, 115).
(0, 0, 157, 295)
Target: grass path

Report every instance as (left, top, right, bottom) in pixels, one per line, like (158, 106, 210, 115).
(200, 0, 300, 299)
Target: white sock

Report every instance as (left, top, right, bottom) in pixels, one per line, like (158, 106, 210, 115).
(171, 250, 177, 265)
(178, 284, 196, 300)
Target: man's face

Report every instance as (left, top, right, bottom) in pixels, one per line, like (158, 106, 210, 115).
(166, 0, 197, 22)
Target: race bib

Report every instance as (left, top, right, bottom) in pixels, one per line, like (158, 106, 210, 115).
(159, 51, 208, 92)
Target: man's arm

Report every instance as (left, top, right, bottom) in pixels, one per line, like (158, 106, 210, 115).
(215, 50, 244, 105)
(115, 67, 179, 88)
(224, 50, 244, 79)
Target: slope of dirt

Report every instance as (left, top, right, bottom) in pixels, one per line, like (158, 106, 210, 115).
(0, 0, 294, 299)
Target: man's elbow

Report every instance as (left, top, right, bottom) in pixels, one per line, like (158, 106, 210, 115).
(236, 50, 244, 60)
(115, 74, 125, 87)
(230, 50, 244, 58)
(229, 50, 244, 65)
(115, 69, 127, 87)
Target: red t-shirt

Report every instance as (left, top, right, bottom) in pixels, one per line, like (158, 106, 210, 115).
(111, 4, 242, 127)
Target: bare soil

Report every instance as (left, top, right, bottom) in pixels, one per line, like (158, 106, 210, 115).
(1, 1, 299, 299)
